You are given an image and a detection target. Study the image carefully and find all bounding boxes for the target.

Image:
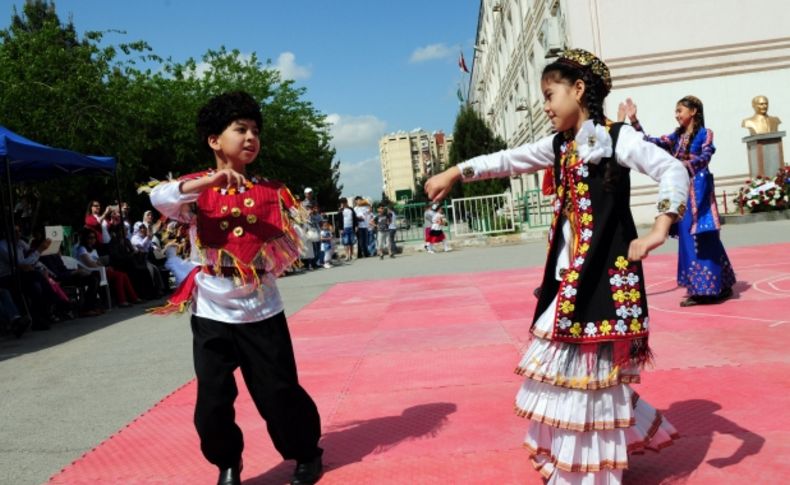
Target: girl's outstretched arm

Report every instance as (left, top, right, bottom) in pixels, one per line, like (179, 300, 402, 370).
(425, 135, 555, 202)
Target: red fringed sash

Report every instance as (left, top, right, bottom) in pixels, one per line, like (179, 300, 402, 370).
(148, 172, 304, 316)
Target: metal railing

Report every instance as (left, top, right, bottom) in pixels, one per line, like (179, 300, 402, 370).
(450, 192, 516, 237)
(321, 191, 555, 242)
(522, 189, 553, 228)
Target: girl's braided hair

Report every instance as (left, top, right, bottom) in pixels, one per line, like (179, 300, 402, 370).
(541, 53, 622, 190)
(673, 96, 705, 159)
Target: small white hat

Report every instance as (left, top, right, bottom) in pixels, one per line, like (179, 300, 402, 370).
(304, 187, 313, 193)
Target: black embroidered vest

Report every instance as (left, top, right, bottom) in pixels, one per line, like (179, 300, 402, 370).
(533, 123, 650, 345)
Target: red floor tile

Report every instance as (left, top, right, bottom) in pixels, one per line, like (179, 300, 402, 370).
(49, 243, 790, 484)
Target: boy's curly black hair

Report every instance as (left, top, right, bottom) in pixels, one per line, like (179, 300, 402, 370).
(196, 91, 263, 149)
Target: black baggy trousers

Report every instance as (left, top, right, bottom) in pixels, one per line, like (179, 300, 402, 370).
(191, 312, 322, 468)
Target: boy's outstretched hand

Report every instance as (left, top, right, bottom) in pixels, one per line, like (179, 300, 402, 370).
(424, 167, 461, 202)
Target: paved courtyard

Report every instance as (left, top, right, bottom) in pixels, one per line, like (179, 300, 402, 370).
(1, 219, 788, 484)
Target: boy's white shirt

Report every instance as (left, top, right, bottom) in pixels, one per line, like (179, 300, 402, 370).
(150, 181, 284, 324)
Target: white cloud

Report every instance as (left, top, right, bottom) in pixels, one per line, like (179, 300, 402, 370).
(274, 52, 312, 80)
(325, 114, 387, 150)
(409, 43, 455, 63)
(337, 157, 384, 200)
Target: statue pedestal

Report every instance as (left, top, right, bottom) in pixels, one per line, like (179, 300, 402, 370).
(742, 131, 785, 177)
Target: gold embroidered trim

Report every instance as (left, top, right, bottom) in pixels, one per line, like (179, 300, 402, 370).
(523, 443, 629, 472)
(514, 366, 641, 390)
(514, 404, 635, 431)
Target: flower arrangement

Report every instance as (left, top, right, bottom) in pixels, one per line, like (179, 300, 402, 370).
(734, 167, 790, 213)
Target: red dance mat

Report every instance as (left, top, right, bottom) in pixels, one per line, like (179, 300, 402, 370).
(50, 243, 790, 484)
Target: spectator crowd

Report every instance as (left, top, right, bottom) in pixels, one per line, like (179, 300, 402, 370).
(1, 186, 447, 338)
(1, 194, 181, 337)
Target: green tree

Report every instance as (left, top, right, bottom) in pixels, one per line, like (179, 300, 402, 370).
(0, 1, 342, 229)
(448, 104, 509, 197)
(146, 47, 343, 209)
(0, 0, 162, 227)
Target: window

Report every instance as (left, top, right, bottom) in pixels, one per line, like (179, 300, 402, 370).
(527, 52, 537, 103)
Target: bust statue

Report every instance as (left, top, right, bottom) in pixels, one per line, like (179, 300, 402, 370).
(742, 95, 782, 135)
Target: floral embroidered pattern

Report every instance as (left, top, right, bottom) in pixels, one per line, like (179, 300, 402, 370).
(678, 255, 736, 296)
(607, 255, 648, 338)
(677, 202, 687, 218)
(551, 138, 596, 337)
(547, 131, 650, 342)
(658, 198, 687, 218)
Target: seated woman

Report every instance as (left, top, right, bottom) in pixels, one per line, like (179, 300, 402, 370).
(28, 227, 102, 318)
(0, 224, 58, 329)
(75, 228, 140, 308)
(84, 200, 115, 255)
(105, 218, 162, 300)
(130, 222, 167, 296)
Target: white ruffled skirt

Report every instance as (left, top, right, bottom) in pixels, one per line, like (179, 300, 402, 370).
(514, 297, 678, 484)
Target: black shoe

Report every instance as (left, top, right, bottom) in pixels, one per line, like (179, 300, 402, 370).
(291, 456, 323, 485)
(679, 296, 699, 307)
(11, 315, 31, 338)
(715, 287, 734, 302)
(217, 462, 242, 485)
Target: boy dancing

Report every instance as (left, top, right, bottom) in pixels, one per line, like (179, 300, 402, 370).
(150, 91, 323, 485)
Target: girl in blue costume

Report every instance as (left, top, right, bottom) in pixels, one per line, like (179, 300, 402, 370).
(625, 96, 736, 306)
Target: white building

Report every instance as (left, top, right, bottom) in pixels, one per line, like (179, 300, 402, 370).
(380, 130, 453, 202)
(468, 0, 789, 223)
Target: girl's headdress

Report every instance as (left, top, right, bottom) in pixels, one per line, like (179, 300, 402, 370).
(555, 48, 612, 95)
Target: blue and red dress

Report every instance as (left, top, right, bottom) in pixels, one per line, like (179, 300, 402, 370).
(641, 125, 736, 298)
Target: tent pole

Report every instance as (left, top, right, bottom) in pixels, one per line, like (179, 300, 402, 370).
(3, 155, 19, 277)
(113, 162, 126, 239)
(1, 155, 31, 330)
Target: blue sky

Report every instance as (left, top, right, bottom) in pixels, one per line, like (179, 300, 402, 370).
(0, 0, 480, 199)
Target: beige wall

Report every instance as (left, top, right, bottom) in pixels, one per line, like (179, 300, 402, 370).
(469, 0, 789, 222)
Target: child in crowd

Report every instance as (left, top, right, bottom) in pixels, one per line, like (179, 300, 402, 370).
(320, 220, 334, 268)
(374, 205, 393, 259)
(426, 206, 450, 253)
(423, 203, 436, 250)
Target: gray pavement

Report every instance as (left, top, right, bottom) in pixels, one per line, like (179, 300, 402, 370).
(1, 219, 788, 484)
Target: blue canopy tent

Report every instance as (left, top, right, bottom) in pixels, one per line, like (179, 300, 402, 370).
(0, 125, 119, 329)
(0, 125, 116, 182)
